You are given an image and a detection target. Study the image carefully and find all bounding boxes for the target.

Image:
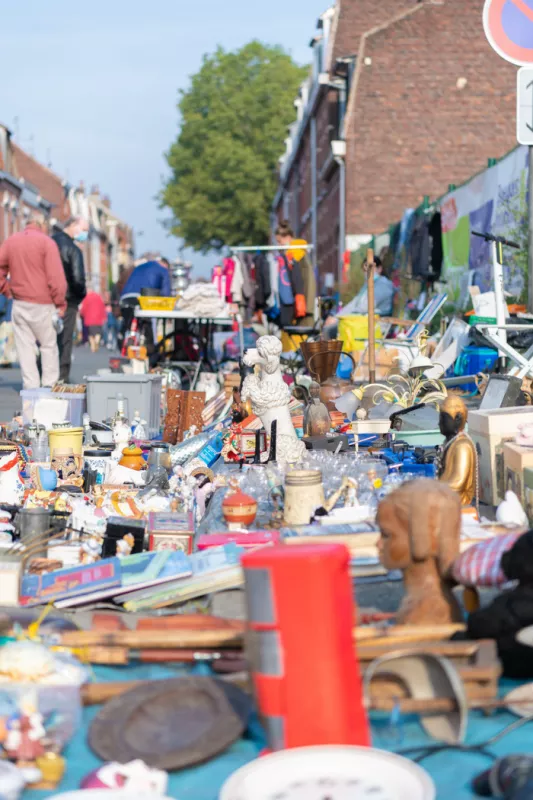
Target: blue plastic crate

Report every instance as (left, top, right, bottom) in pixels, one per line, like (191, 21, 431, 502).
(454, 346, 498, 392)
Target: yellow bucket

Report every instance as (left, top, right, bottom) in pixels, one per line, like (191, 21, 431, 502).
(338, 315, 382, 353)
(138, 297, 176, 312)
(48, 427, 84, 460)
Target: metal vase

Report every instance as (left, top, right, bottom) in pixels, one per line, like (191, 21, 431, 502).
(16, 508, 53, 557)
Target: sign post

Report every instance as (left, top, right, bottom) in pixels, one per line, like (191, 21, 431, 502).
(484, 0, 533, 309)
(517, 68, 533, 309)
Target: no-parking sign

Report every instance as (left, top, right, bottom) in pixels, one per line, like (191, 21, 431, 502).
(483, 0, 533, 66)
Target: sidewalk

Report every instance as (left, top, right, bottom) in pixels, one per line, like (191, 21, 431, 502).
(0, 345, 116, 422)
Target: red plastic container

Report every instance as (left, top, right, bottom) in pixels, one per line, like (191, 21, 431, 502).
(241, 543, 370, 750)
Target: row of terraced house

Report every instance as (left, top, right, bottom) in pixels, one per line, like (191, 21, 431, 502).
(0, 122, 134, 294)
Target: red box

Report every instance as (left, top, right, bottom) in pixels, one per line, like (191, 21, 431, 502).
(196, 531, 281, 550)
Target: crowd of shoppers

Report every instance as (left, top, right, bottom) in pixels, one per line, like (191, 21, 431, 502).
(0, 218, 172, 389)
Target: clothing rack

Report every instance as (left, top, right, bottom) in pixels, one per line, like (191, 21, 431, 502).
(230, 244, 314, 252)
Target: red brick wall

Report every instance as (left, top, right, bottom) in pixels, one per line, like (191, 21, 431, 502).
(345, 0, 517, 235)
(332, 0, 416, 63)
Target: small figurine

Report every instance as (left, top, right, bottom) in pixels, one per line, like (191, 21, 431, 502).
(116, 533, 135, 558)
(376, 478, 462, 625)
(4, 694, 46, 765)
(436, 395, 478, 508)
(242, 335, 306, 463)
(111, 420, 132, 463)
(138, 466, 170, 499)
(80, 532, 104, 564)
(195, 478, 216, 522)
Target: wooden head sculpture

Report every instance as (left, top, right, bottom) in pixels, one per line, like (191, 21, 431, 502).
(376, 478, 462, 625)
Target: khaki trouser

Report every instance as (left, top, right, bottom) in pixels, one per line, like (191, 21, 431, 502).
(12, 300, 59, 389)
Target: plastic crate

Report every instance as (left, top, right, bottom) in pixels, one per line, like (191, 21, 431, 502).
(50, 391, 86, 427)
(454, 346, 499, 391)
(138, 296, 176, 312)
(86, 374, 163, 436)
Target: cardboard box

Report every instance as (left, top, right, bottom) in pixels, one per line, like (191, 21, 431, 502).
(468, 407, 533, 505)
(503, 442, 533, 505)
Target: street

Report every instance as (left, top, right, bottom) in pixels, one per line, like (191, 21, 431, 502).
(0, 344, 116, 422)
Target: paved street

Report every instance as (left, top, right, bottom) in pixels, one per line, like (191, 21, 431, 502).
(0, 344, 117, 423)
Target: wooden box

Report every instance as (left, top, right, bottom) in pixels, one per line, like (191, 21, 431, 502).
(503, 442, 533, 504)
(469, 407, 533, 505)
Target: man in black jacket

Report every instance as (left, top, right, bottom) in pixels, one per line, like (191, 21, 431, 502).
(52, 217, 88, 382)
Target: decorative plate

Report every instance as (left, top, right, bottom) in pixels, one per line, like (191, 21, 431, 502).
(219, 745, 435, 800)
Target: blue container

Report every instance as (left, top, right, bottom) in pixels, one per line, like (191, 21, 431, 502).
(454, 346, 498, 392)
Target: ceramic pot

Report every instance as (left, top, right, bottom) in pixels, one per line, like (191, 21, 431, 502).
(308, 351, 358, 411)
(31, 465, 58, 491)
(222, 487, 258, 531)
(51, 448, 83, 485)
(119, 445, 146, 471)
(84, 450, 112, 484)
(283, 469, 325, 526)
(48, 425, 83, 460)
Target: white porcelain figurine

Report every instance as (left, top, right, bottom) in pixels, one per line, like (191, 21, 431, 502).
(242, 335, 306, 464)
(0, 451, 24, 506)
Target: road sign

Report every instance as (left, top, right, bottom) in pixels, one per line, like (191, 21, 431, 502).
(484, 0, 533, 66)
(517, 67, 533, 143)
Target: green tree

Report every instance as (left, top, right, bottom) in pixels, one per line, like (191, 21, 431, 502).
(161, 41, 308, 252)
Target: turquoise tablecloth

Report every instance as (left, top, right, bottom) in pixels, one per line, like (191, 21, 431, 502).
(24, 667, 533, 800)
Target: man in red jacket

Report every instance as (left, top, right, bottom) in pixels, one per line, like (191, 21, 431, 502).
(0, 219, 67, 389)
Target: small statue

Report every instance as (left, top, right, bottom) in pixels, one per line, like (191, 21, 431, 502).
(80, 532, 104, 564)
(4, 694, 46, 765)
(376, 478, 462, 625)
(116, 533, 135, 558)
(138, 466, 170, 499)
(195, 478, 216, 522)
(111, 420, 132, 463)
(304, 381, 331, 437)
(435, 395, 477, 508)
(242, 335, 306, 463)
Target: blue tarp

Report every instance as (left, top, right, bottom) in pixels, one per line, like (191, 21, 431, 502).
(24, 666, 532, 800)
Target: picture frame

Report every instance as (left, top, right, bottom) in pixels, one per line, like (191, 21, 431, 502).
(148, 532, 194, 554)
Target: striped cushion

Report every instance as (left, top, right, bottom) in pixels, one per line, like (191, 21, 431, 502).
(452, 533, 521, 587)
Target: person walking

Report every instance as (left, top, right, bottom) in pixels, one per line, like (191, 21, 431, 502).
(0, 219, 66, 389)
(79, 290, 107, 352)
(52, 217, 88, 382)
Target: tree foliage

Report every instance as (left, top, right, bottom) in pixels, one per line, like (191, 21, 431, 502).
(161, 41, 308, 252)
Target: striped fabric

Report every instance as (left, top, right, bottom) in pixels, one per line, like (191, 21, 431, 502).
(452, 532, 521, 587)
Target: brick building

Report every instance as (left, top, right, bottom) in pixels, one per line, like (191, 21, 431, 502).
(273, 0, 517, 286)
(0, 124, 134, 293)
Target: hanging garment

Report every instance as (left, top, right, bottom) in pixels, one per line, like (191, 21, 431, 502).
(429, 212, 443, 279)
(290, 244, 316, 328)
(222, 258, 236, 302)
(229, 257, 244, 304)
(212, 265, 224, 297)
(277, 254, 306, 329)
(253, 253, 272, 310)
(393, 208, 415, 272)
(235, 254, 253, 304)
(409, 212, 431, 277)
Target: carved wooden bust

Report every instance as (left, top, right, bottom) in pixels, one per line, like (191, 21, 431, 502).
(376, 478, 462, 625)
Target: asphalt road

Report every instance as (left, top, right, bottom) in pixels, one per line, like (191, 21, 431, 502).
(0, 344, 116, 423)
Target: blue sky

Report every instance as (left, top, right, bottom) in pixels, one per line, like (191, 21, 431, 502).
(1, 0, 328, 276)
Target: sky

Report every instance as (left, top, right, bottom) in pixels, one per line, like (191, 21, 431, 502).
(1, 0, 328, 277)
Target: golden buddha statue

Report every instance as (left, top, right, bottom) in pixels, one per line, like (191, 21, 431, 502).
(436, 395, 477, 507)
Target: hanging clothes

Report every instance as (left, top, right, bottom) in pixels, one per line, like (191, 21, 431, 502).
(409, 211, 431, 277)
(252, 252, 272, 310)
(278, 254, 306, 329)
(212, 265, 224, 298)
(222, 258, 236, 303)
(288, 240, 316, 328)
(429, 211, 443, 279)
